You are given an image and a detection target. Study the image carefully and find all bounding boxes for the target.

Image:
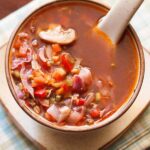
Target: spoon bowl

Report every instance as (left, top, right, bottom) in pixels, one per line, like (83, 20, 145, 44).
(97, 0, 144, 44)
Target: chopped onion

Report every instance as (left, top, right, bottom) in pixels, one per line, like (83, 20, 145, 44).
(79, 67, 92, 86)
(47, 104, 60, 121)
(64, 99, 72, 108)
(20, 66, 34, 98)
(38, 46, 47, 62)
(39, 99, 50, 108)
(67, 106, 85, 124)
(31, 59, 41, 70)
(85, 92, 95, 106)
(12, 49, 32, 69)
(45, 45, 52, 59)
(100, 109, 106, 118)
(15, 86, 24, 99)
(19, 42, 30, 54)
(58, 106, 71, 123)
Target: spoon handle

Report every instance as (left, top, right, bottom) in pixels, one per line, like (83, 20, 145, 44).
(97, 0, 144, 44)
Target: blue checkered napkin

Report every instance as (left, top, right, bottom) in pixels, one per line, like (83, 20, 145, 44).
(0, 105, 36, 150)
(107, 107, 150, 150)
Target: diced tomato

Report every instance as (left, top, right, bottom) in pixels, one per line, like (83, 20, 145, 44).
(34, 76, 46, 85)
(75, 98, 85, 106)
(90, 109, 100, 118)
(61, 53, 74, 72)
(62, 83, 69, 93)
(52, 44, 62, 53)
(44, 112, 56, 122)
(72, 75, 84, 93)
(34, 88, 47, 99)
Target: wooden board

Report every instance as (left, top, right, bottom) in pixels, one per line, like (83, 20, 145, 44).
(0, 44, 150, 150)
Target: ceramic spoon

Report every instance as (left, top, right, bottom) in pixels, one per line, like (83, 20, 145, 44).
(97, 0, 144, 44)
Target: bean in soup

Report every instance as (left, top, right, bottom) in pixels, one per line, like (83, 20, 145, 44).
(9, 1, 139, 126)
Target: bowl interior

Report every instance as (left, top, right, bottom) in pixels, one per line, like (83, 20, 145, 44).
(5, 0, 144, 132)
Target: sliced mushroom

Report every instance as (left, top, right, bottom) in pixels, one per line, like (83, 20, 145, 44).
(39, 25, 76, 45)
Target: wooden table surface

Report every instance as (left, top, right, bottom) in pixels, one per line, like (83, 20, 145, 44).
(0, 0, 31, 19)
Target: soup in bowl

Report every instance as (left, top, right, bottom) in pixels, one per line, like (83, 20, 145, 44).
(6, 0, 144, 132)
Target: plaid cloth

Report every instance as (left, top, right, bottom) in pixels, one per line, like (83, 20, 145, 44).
(0, 0, 150, 149)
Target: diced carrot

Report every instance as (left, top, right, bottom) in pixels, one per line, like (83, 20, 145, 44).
(44, 74, 51, 83)
(31, 81, 36, 88)
(52, 44, 62, 53)
(18, 52, 27, 57)
(34, 76, 46, 85)
(52, 56, 60, 63)
(52, 68, 66, 81)
(56, 87, 64, 95)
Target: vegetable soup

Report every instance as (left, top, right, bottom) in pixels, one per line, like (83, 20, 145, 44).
(9, 1, 139, 126)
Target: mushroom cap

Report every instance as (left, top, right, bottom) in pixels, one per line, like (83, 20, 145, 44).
(39, 25, 76, 45)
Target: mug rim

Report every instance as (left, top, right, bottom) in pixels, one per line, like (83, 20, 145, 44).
(5, 0, 145, 132)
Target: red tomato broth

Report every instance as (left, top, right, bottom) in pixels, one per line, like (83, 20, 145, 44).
(9, 1, 139, 126)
